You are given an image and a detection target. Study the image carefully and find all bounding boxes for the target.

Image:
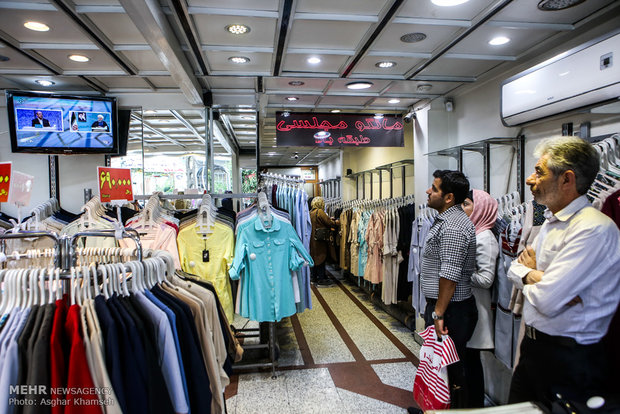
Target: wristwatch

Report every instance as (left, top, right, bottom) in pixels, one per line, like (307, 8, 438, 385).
(432, 311, 443, 320)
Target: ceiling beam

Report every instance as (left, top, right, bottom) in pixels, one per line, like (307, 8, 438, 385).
(165, 0, 209, 76)
(340, 0, 407, 78)
(405, 0, 514, 79)
(51, 0, 139, 75)
(0, 30, 63, 75)
(119, 0, 205, 105)
(131, 113, 187, 148)
(169, 110, 205, 144)
(272, 0, 295, 76)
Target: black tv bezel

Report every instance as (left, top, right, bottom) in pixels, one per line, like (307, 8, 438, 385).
(6, 90, 119, 155)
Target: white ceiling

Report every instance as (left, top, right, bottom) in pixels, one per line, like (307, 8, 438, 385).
(0, 0, 618, 166)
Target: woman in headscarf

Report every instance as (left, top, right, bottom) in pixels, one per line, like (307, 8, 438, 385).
(462, 189, 499, 408)
(309, 196, 338, 286)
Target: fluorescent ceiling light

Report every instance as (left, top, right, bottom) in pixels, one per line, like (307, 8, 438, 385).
(229, 56, 250, 64)
(286, 96, 299, 101)
(226, 24, 250, 35)
(307, 57, 321, 64)
(376, 61, 396, 68)
(489, 36, 510, 46)
(431, 0, 470, 6)
(388, 99, 401, 104)
(346, 81, 373, 90)
(35, 80, 55, 87)
(24, 21, 49, 32)
(331, 109, 341, 113)
(69, 54, 90, 62)
(374, 114, 384, 119)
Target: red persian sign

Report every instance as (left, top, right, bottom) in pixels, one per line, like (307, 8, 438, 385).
(275, 112, 404, 147)
(98, 167, 133, 203)
(0, 162, 11, 203)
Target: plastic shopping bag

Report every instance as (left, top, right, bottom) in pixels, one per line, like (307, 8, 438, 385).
(413, 326, 460, 411)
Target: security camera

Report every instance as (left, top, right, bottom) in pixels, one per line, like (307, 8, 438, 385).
(403, 109, 416, 124)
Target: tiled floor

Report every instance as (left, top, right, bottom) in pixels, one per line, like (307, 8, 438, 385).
(226, 269, 420, 413)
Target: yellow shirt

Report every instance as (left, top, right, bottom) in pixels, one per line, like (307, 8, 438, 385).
(177, 221, 235, 322)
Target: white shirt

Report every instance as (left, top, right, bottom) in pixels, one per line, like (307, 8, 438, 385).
(508, 195, 620, 344)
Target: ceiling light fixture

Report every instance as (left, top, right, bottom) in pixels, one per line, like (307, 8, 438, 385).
(226, 24, 250, 35)
(285, 96, 299, 101)
(537, 0, 585, 10)
(388, 98, 401, 104)
(346, 81, 373, 90)
(69, 54, 89, 62)
(35, 80, 55, 87)
(489, 36, 510, 46)
(228, 56, 250, 64)
(307, 57, 321, 64)
(331, 109, 341, 113)
(288, 80, 305, 86)
(400, 32, 427, 43)
(24, 21, 49, 32)
(376, 61, 396, 68)
(417, 83, 433, 92)
(374, 113, 384, 119)
(431, 0, 470, 6)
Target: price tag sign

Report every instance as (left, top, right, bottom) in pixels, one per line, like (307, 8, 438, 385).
(98, 167, 133, 203)
(8, 170, 34, 207)
(0, 162, 11, 203)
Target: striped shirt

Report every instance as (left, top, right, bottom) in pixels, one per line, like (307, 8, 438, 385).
(420, 205, 476, 302)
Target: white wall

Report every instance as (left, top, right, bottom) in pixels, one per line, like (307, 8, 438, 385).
(318, 152, 342, 181)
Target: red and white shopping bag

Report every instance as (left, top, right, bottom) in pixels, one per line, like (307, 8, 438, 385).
(413, 326, 460, 411)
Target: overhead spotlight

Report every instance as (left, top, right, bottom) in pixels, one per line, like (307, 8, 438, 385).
(374, 113, 384, 119)
(294, 152, 299, 159)
(24, 21, 49, 32)
(226, 24, 250, 35)
(331, 109, 341, 113)
(69, 54, 89, 62)
(282, 111, 290, 117)
(375, 61, 396, 68)
(403, 109, 416, 124)
(35, 80, 55, 87)
(346, 81, 373, 90)
(489, 36, 510, 46)
(288, 80, 305, 86)
(228, 56, 250, 64)
(388, 98, 401, 104)
(285, 96, 299, 101)
(307, 57, 321, 64)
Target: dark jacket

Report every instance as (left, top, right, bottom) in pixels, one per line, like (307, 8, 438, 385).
(310, 208, 337, 266)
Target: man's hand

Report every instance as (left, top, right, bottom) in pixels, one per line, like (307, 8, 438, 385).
(434, 318, 448, 339)
(523, 269, 543, 285)
(517, 246, 537, 269)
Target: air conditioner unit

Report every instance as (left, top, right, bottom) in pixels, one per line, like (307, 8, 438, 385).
(501, 29, 620, 126)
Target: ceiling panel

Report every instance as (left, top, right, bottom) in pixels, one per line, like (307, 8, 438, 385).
(35, 49, 124, 71)
(318, 95, 373, 106)
(205, 51, 271, 73)
(86, 13, 147, 44)
(492, 0, 617, 24)
(187, 0, 279, 10)
(0, 9, 94, 44)
(94, 76, 150, 88)
(420, 58, 501, 78)
(193, 15, 277, 47)
(122, 50, 168, 71)
(287, 20, 372, 49)
(368, 97, 418, 108)
(386, 80, 462, 95)
(448, 25, 557, 56)
(267, 94, 319, 105)
(265, 77, 330, 92)
(371, 24, 462, 53)
(1, 74, 92, 90)
(281, 54, 348, 74)
(398, 0, 496, 20)
(352, 55, 423, 76)
(295, 0, 389, 15)
(0, 47, 49, 72)
(147, 76, 180, 88)
(206, 76, 256, 89)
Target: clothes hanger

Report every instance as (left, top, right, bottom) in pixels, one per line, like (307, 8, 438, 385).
(99, 264, 110, 300)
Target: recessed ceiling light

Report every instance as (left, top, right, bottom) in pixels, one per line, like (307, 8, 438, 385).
(35, 80, 55, 87)
(374, 113, 384, 119)
(431, 0, 470, 6)
(417, 83, 433, 92)
(346, 81, 373, 90)
(538, 0, 585, 10)
(376, 61, 396, 68)
(388, 98, 401, 104)
(489, 36, 510, 46)
(400, 32, 427, 43)
(226, 24, 250, 35)
(285, 96, 299, 101)
(69, 54, 89, 62)
(24, 21, 49, 32)
(307, 57, 321, 64)
(331, 109, 341, 113)
(288, 80, 305, 86)
(229, 56, 250, 64)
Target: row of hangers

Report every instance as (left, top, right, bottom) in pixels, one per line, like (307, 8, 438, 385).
(131, 192, 178, 230)
(340, 194, 415, 211)
(196, 194, 217, 235)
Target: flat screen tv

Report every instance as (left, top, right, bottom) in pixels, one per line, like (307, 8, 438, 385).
(6, 90, 118, 154)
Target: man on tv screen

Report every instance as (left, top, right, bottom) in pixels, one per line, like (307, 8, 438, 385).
(31, 110, 50, 127)
(91, 114, 109, 132)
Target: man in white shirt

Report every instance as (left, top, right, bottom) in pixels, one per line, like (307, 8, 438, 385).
(507, 136, 620, 408)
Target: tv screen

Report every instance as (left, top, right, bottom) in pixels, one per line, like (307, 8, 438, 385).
(6, 90, 118, 154)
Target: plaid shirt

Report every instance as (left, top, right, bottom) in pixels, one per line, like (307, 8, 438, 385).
(420, 204, 476, 302)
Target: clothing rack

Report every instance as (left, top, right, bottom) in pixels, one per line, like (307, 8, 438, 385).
(260, 172, 305, 185)
(134, 193, 258, 200)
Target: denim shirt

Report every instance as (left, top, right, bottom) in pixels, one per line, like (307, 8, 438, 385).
(229, 214, 314, 322)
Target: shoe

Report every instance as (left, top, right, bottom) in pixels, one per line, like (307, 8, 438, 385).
(314, 278, 334, 287)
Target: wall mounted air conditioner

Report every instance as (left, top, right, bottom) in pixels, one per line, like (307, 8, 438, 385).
(501, 29, 620, 126)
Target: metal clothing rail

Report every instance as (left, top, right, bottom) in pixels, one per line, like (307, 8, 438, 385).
(0, 231, 62, 268)
(134, 193, 258, 200)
